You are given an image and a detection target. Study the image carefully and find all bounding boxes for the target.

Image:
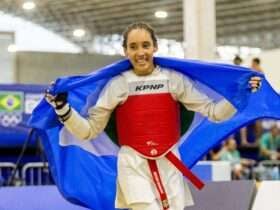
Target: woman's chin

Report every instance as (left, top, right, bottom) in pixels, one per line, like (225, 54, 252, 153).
(134, 69, 153, 76)
(133, 65, 154, 76)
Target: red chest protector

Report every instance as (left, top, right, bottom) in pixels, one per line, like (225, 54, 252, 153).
(115, 73, 204, 204)
(116, 92, 180, 158)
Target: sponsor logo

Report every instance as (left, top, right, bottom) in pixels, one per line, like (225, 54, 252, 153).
(129, 80, 168, 95)
(146, 140, 159, 146)
(0, 92, 23, 112)
(150, 149, 158, 156)
(135, 84, 164, 91)
(25, 93, 44, 114)
(0, 114, 22, 127)
(0, 91, 23, 127)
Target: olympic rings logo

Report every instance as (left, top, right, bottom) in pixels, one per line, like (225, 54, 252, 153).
(0, 114, 22, 127)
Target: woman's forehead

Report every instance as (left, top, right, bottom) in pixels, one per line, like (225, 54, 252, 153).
(126, 29, 153, 43)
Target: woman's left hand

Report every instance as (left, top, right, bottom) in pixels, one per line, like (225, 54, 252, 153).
(249, 76, 262, 92)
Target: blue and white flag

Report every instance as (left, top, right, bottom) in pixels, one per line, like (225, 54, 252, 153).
(29, 57, 280, 210)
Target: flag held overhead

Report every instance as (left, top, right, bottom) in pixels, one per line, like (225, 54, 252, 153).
(29, 57, 280, 210)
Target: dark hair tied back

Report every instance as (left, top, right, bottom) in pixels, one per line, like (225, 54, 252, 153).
(122, 22, 158, 49)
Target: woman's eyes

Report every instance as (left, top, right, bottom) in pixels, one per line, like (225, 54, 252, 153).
(129, 43, 151, 50)
(129, 45, 137, 50)
(143, 43, 151, 48)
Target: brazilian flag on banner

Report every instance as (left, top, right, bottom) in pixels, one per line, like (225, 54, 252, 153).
(0, 91, 23, 113)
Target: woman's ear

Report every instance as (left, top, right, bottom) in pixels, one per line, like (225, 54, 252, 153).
(154, 46, 158, 53)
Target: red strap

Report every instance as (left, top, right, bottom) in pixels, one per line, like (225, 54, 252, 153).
(147, 159, 170, 210)
(165, 151, 205, 190)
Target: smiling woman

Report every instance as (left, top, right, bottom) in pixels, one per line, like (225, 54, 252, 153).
(122, 23, 158, 76)
(123, 29, 156, 75)
(44, 22, 262, 210)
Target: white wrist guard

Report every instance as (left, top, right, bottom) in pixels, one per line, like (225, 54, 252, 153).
(55, 104, 72, 122)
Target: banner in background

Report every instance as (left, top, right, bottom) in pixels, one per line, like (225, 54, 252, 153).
(0, 84, 46, 147)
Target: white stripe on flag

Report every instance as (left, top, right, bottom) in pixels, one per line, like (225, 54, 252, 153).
(59, 127, 119, 156)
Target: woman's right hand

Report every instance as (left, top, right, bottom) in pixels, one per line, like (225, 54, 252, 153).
(45, 90, 68, 110)
(45, 90, 72, 122)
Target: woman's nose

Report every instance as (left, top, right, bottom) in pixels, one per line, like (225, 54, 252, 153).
(136, 48, 145, 56)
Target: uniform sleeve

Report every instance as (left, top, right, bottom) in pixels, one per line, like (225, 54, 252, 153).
(169, 71, 237, 122)
(63, 76, 128, 140)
